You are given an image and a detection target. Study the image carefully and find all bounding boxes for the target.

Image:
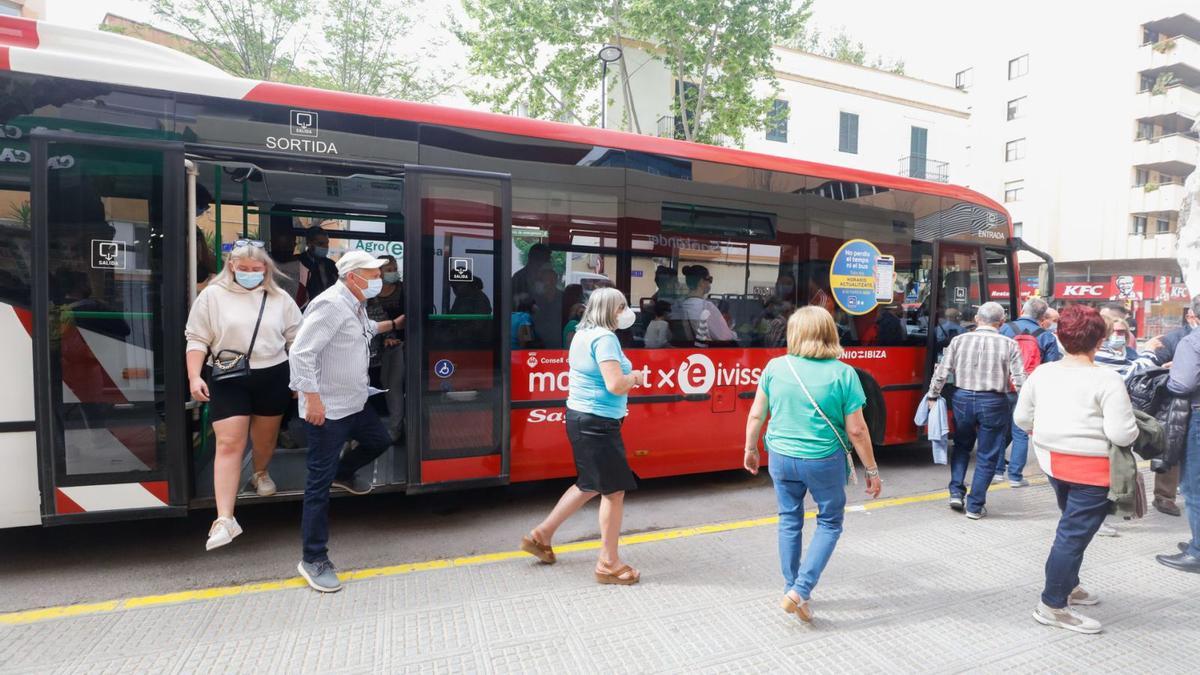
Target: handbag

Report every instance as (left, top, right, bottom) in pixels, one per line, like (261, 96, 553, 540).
(210, 292, 267, 382)
(781, 356, 859, 485)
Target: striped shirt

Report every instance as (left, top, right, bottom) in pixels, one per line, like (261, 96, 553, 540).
(289, 281, 379, 421)
(927, 326, 1026, 398)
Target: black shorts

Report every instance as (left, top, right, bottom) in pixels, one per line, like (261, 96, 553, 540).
(566, 409, 638, 495)
(206, 362, 292, 422)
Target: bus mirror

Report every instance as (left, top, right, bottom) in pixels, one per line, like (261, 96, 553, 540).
(1037, 264, 1050, 301)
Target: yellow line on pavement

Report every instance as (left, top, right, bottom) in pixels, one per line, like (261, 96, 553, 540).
(0, 477, 1043, 627)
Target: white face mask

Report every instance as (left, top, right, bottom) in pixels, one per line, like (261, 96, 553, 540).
(617, 306, 636, 330)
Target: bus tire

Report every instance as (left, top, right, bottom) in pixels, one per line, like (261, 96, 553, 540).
(853, 368, 887, 447)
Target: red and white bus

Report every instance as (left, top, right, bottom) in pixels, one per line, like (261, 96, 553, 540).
(0, 17, 1053, 527)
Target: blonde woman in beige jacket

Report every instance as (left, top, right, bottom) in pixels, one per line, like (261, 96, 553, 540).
(185, 241, 302, 551)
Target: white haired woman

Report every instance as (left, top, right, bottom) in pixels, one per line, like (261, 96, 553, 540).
(744, 306, 882, 622)
(520, 287, 645, 584)
(185, 239, 302, 550)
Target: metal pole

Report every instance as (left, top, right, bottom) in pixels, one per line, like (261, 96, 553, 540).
(185, 159, 197, 305)
(601, 60, 607, 129)
(213, 164, 223, 272)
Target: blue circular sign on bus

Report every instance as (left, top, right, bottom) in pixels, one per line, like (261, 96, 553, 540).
(829, 238, 881, 316)
(434, 359, 455, 378)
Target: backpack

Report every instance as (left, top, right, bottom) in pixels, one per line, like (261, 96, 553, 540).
(1006, 322, 1045, 374)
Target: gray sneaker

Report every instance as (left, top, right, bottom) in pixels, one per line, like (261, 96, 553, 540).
(1033, 601, 1101, 634)
(1009, 478, 1030, 488)
(949, 496, 965, 512)
(332, 471, 373, 495)
(1068, 586, 1099, 606)
(298, 560, 343, 593)
(966, 506, 987, 520)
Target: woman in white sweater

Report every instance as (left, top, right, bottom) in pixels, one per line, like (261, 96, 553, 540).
(1014, 304, 1138, 635)
(185, 241, 302, 551)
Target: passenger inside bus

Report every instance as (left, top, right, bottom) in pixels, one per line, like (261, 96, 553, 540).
(644, 301, 672, 348)
(269, 229, 302, 302)
(563, 302, 584, 347)
(672, 264, 738, 347)
(512, 293, 536, 349)
(298, 225, 337, 304)
(366, 254, 405, 441)
(511, 243, 550, 300)
(531, 266, 563, 348)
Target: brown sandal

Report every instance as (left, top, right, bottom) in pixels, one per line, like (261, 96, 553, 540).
(595, 564, 640, 585)
(520, 535, 556, 564)
(779, 594, 813, 623)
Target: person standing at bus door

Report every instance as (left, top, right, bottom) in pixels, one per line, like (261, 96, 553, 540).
(996, 297, 1063, 488)
(367, 255, 405, 438)
(1014, 305, 1139, 633)
(511, 243, 551, 300)
(297, 225, 338, 305)
(289, 251, 406, 593)
(926, 301, 1026, 519)
(520, 288, 645, 585)
(743, 306, 883, 623)
(675, 265, 737, 346)
(185, 240, 302, 551)
(270, 229, 303, 303)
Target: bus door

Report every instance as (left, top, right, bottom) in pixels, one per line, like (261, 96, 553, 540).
(404, 167, 511, 491)
(30, 132, 188, 524)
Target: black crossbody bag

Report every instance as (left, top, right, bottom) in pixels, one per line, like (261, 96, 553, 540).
(210, 293, 267, 382)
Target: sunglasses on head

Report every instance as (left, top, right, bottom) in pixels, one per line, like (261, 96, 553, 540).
(233, 239, 265, 249)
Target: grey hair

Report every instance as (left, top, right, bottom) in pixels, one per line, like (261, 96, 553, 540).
(217, 243, 289, 296)
(1021, 297, 1048, 321)
(976, 301, 1007, 326)
(1191, 295, 1200, 319)
(578, 287, 627, 331)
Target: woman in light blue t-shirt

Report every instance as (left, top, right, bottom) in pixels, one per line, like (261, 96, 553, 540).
(520, 288, 645, 585)
(743, 306, 882, 623)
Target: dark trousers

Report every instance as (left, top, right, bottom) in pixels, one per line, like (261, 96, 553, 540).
(301, 405, 391, 564)
(1042, 476, 1109, 607)
(949, 389, 1010, 512)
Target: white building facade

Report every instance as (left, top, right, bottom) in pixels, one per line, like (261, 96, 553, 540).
(608, 43, 970, 184)
(953, 3, 1199, 337)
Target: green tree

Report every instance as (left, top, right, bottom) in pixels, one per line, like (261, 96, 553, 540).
(145, 0, 314, 81)
(306, 0, 452, 102)
(787, 26, 905, 75)
(454, 0, 811, 145)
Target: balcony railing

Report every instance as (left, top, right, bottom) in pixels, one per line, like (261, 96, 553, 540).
(899, 155, 949, 183)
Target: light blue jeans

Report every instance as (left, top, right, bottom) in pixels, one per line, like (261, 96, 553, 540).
(768, 449, 847, 601)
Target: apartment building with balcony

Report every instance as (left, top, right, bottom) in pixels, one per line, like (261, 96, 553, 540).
(606, 43, 970, 184)
(954, 2, 1199, 337)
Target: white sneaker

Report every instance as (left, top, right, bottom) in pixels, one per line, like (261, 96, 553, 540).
(1068, 586, 1100, 606)
(250, 470, 277, 497)
(1033, 601, 1101, 634)
(1096, 523, 1118, 537)
(206, 516, 243, 551)
(991, 474, 1005, 484)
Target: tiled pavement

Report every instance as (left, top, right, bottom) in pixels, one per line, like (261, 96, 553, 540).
(1, 472, 1196, 674)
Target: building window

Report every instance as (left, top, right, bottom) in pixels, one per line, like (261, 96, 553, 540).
(838, 112, 859, 154)
(766, 99, 789, 142)
(1158, 218, 1171, 234)
(1007, 97, 1025, 121)
(1132, 215, 1148, 235)
(0, 2, 19, 17)
(1004, 180, 1024, 203)
(1140, 73, 1157, 92)
(909, 126, 928, 178)
(1137, 120, 1154, 140)
(1135, 168, 1150, 186)
(1143, 27, 1159, 45)
(1013, 221, 1023, 238)
(1008, 54, 1029, 80)
(955, 68, 973, 89)
(672, 81, 698, 140)
(1005, 138, 1026, 162)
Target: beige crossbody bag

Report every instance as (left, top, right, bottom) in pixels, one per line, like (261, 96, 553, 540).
(782, 356, 859, 485)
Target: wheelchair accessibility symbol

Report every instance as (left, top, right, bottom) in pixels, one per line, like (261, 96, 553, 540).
(434, 359, 455, 378)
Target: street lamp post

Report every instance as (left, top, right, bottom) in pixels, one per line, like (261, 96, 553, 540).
(598, 44, 623, 130)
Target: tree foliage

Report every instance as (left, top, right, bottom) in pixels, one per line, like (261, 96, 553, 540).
(788, 27, 906, 75)
(455, 0, 812, 146)
(145, 0, 313, 81)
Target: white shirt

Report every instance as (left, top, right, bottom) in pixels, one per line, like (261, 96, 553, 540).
(674, 296, 737, 343)
(289, 281, 380, 421)
(185, 281, 301, 369)
(644, 318, 670, 348)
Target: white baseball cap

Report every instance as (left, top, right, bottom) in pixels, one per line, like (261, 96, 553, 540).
(336, 250, 386, 276)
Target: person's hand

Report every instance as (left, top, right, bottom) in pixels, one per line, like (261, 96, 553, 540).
(392, 315, 406, 330)
(743, 448, 760, 475)
(304, 393, 326, 426)
(1146, 336, 1164, 352)
(865, 472, 882, 498)
(189, 375, 209, 402)
(630, 371, 645, 387)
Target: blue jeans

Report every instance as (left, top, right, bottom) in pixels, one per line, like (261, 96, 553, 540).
(1181, 412, 1200, 558)
(768, 450, 847, 601)
(1042, 476, 1109, 607)
(301, 405, 392, 564)
(995, 395, 1027, 481)
(949, 390, 1010, 513)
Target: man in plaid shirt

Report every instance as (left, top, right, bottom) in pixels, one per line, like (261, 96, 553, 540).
(926, 301, 1027, 519)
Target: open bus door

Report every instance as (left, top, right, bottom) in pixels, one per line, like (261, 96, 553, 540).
(30, 132, 189, 524)
(404, 167, 511, 492)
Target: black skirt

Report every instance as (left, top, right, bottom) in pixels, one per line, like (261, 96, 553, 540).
(566, 409, 638, 495)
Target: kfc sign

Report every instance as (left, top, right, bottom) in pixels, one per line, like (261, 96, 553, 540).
(1057, 283, 1108, 298)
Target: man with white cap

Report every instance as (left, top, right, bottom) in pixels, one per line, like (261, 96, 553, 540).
(289, 250, 405, 592)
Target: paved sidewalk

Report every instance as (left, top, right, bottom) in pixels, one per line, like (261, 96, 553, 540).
(1, 472, 1196, 674)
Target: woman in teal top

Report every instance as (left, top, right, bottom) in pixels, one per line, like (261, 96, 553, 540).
(743, 305, 883, 622)
(520, 288, 645, 585)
